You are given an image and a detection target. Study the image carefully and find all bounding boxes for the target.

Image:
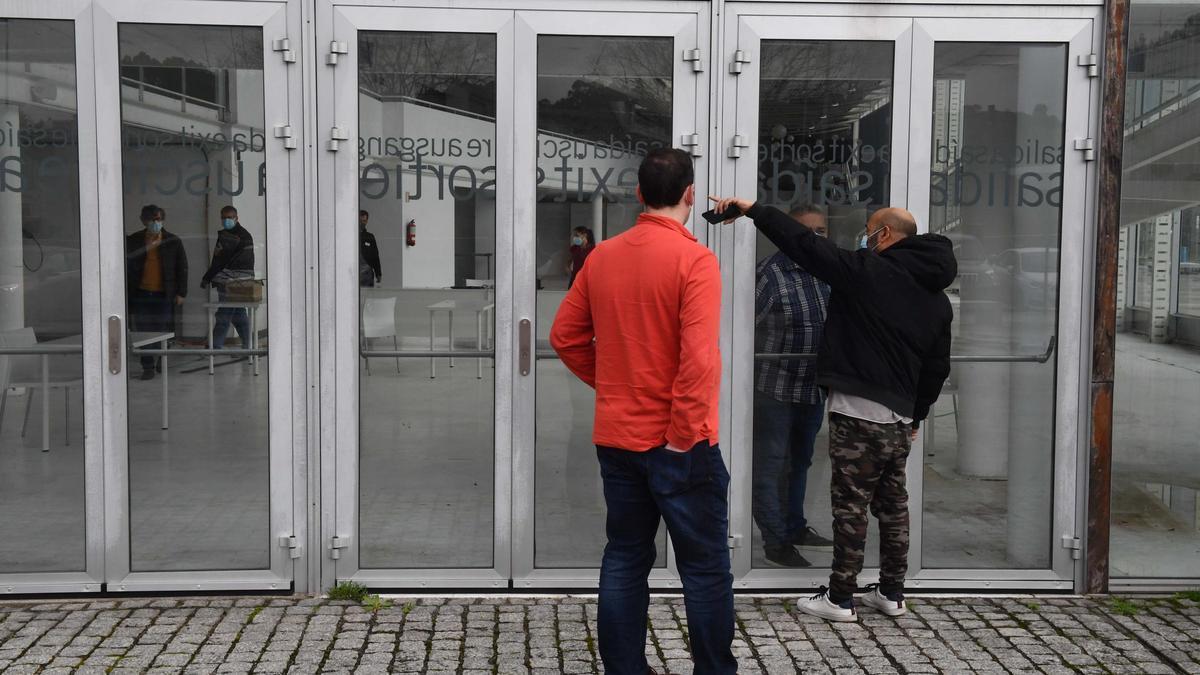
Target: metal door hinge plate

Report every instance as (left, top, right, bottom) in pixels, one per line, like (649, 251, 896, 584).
(1074, 138, 1095, 161)
(278, 535, 302, 559)
(730, 50, 751, 74)
(329, 536, 349, 559)
(728, 534, 743, 550)
(327, 41, 349, 66)
(1060, 534, 1082, 560)
(728, 134, 750, 159)
(1077, 54, 1099, 78)
(273, 124, 296, 150)
(680, 133, 702, 157)
(272, 38, 296, 64)
(328, 126, 349, 152)
(682, 48, 703, 72)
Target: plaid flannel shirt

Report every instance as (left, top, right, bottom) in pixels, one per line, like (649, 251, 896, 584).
(754, 251, 830, 404)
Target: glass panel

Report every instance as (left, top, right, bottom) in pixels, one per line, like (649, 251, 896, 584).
(118, 24, 269, 571)
(534, 35, 671, 568)
(750, 40, 894, 569)
(357, 31, 496, 569)
(1112, 2, 1200, 580)
(0, 19, 85, 574)
(923, 43, 1066, 569)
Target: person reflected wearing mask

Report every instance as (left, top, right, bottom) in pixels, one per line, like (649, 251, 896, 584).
(753, 204, 834, 568)
(200, 206, 255, 350)
(710, 196, 954, 623)
(567, 226, 595, 289)
(360, 210, 382, 287)
(126, 204, 187, 381)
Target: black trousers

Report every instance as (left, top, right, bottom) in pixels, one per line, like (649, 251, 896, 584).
(129, 290, 173, 371)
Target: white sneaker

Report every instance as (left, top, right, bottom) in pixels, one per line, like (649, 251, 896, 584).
(796, 588, 857, 622)
(859, 584, 907, 617)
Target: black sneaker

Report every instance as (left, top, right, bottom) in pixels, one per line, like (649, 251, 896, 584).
(792, 526, 835, 551)
(764, 544, 811, 568)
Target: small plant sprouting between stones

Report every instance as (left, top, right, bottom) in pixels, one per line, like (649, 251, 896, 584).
(1024, 601, 1041, 611)
(363, 594, 391, 614)
(402, 601, 415, 616)
(1109, 597, 1139, 617)
(1175, 590, 1200, 603)
(247, 605, 264, 622)
(328, 580, 369, 602)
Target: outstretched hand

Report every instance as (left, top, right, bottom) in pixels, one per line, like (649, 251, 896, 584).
(707, 195, 755, 223)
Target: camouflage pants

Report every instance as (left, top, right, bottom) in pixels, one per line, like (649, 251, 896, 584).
(827, 413, 911, 601)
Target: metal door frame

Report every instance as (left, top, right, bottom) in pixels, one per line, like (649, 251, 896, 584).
(511, 4, 710, 589)
(718, 2, 1101, 591)
(0, 0, 105, 595)
(93, 0, 303, 592)
(319, 4, 516, 589)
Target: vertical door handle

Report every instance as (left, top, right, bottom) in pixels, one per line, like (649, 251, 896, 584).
(108, 315, 122, 375)
(519, 319, 531, 376)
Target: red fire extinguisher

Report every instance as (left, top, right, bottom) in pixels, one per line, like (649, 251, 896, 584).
(405, 219, 416, 247)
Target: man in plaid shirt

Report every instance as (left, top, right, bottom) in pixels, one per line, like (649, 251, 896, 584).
(753, 204, 835, 567)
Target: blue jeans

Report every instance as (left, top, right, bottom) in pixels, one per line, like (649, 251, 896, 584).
(752, 392, 825, 546)
(596, 442, 737, 675)
(213, 287, 251, 349)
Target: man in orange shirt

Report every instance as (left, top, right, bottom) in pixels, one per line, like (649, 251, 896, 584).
(551, 148, 735, 675)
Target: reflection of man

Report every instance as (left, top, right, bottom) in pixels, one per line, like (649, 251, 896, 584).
(125, 204, 187, 381)
(753, 204, 834, 568)
(360, 210, 381, 287)
(201, 205, 255, 350)
(551, 149, 736, 674)
(710, 196, 954, 623)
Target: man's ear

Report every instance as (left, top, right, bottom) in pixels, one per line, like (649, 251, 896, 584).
(684, 184, 696, 207)
(635, 185, 646, 206)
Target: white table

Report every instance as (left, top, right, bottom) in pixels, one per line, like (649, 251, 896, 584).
(205, 301, 263, 375)
(427, 300, 494, 379)
(29, 335, 83, 452)
(130, 331, 175, 430)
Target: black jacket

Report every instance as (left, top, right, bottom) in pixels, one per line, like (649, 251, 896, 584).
(360, 229, 382, 280)
(747, 204, 956, 424)
(202, 224, 255, 285)
(126, 229, 188, 299)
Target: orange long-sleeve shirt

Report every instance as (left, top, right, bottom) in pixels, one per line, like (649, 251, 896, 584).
(549, 213, 721, 452)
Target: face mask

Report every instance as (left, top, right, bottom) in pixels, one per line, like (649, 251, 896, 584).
(859, 227, 885, 252)
(148, 220, 163, 234)
(571, 236, 584, 246)
(222, 218, 236, 230)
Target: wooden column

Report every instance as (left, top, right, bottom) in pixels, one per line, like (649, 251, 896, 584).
(1087, 0, 1131, 595)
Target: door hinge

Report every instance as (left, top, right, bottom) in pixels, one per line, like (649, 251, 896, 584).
(1077, 53, 1099, 78)
(328, 126, 349, 152)
(729, 49, 752, 74)
(271, 38, 296, 64)
(273, 124, 296, 150)
(329, 536, 350, 559)
(1060, 534, 1082, 560)
(278, 535, 302, 559)
(1074, 138, 1096, 161)
(327, 41, 349, 66)
(682, 48, 704, 73)
(728, 534, 743, 550)
(680, 133, 702, 157)
(727, 134, 750, 159)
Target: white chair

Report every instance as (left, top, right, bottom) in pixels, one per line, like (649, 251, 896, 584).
(0, 328, 83, 451)
(361, 296, 400, 375)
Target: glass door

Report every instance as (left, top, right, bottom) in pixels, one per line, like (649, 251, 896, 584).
(322, 5, 515, 588)
(0, 0, 106, 594)
(93, 0, 302, 591)
(511, 7, 708, 588)
(720, 11, 914, 587)
(906, 16, 1097, 588)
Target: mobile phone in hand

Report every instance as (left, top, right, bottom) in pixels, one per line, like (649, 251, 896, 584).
(701, 203, 743, 224)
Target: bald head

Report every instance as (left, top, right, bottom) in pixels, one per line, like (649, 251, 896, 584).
(864, 207, 917, 253)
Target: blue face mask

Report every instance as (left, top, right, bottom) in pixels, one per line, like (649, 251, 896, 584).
(859, 227, 885, 251)
(147, 220, 163, 234)
(222, 218, 236, 230)
(571, 236, 584, 246)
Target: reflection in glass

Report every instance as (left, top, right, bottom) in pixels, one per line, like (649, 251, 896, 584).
(0, 19, 85, 573)
(357, 32, 496, 569)
(534, 35, 672, 568)
(119, 24, 270, 571)
(1112, 2, 1200, 580)
(923, 43, 1065, 569)
(751, 41, 894, 569)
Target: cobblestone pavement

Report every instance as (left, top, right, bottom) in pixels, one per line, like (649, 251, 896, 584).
(0, 594, 1198, 674)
